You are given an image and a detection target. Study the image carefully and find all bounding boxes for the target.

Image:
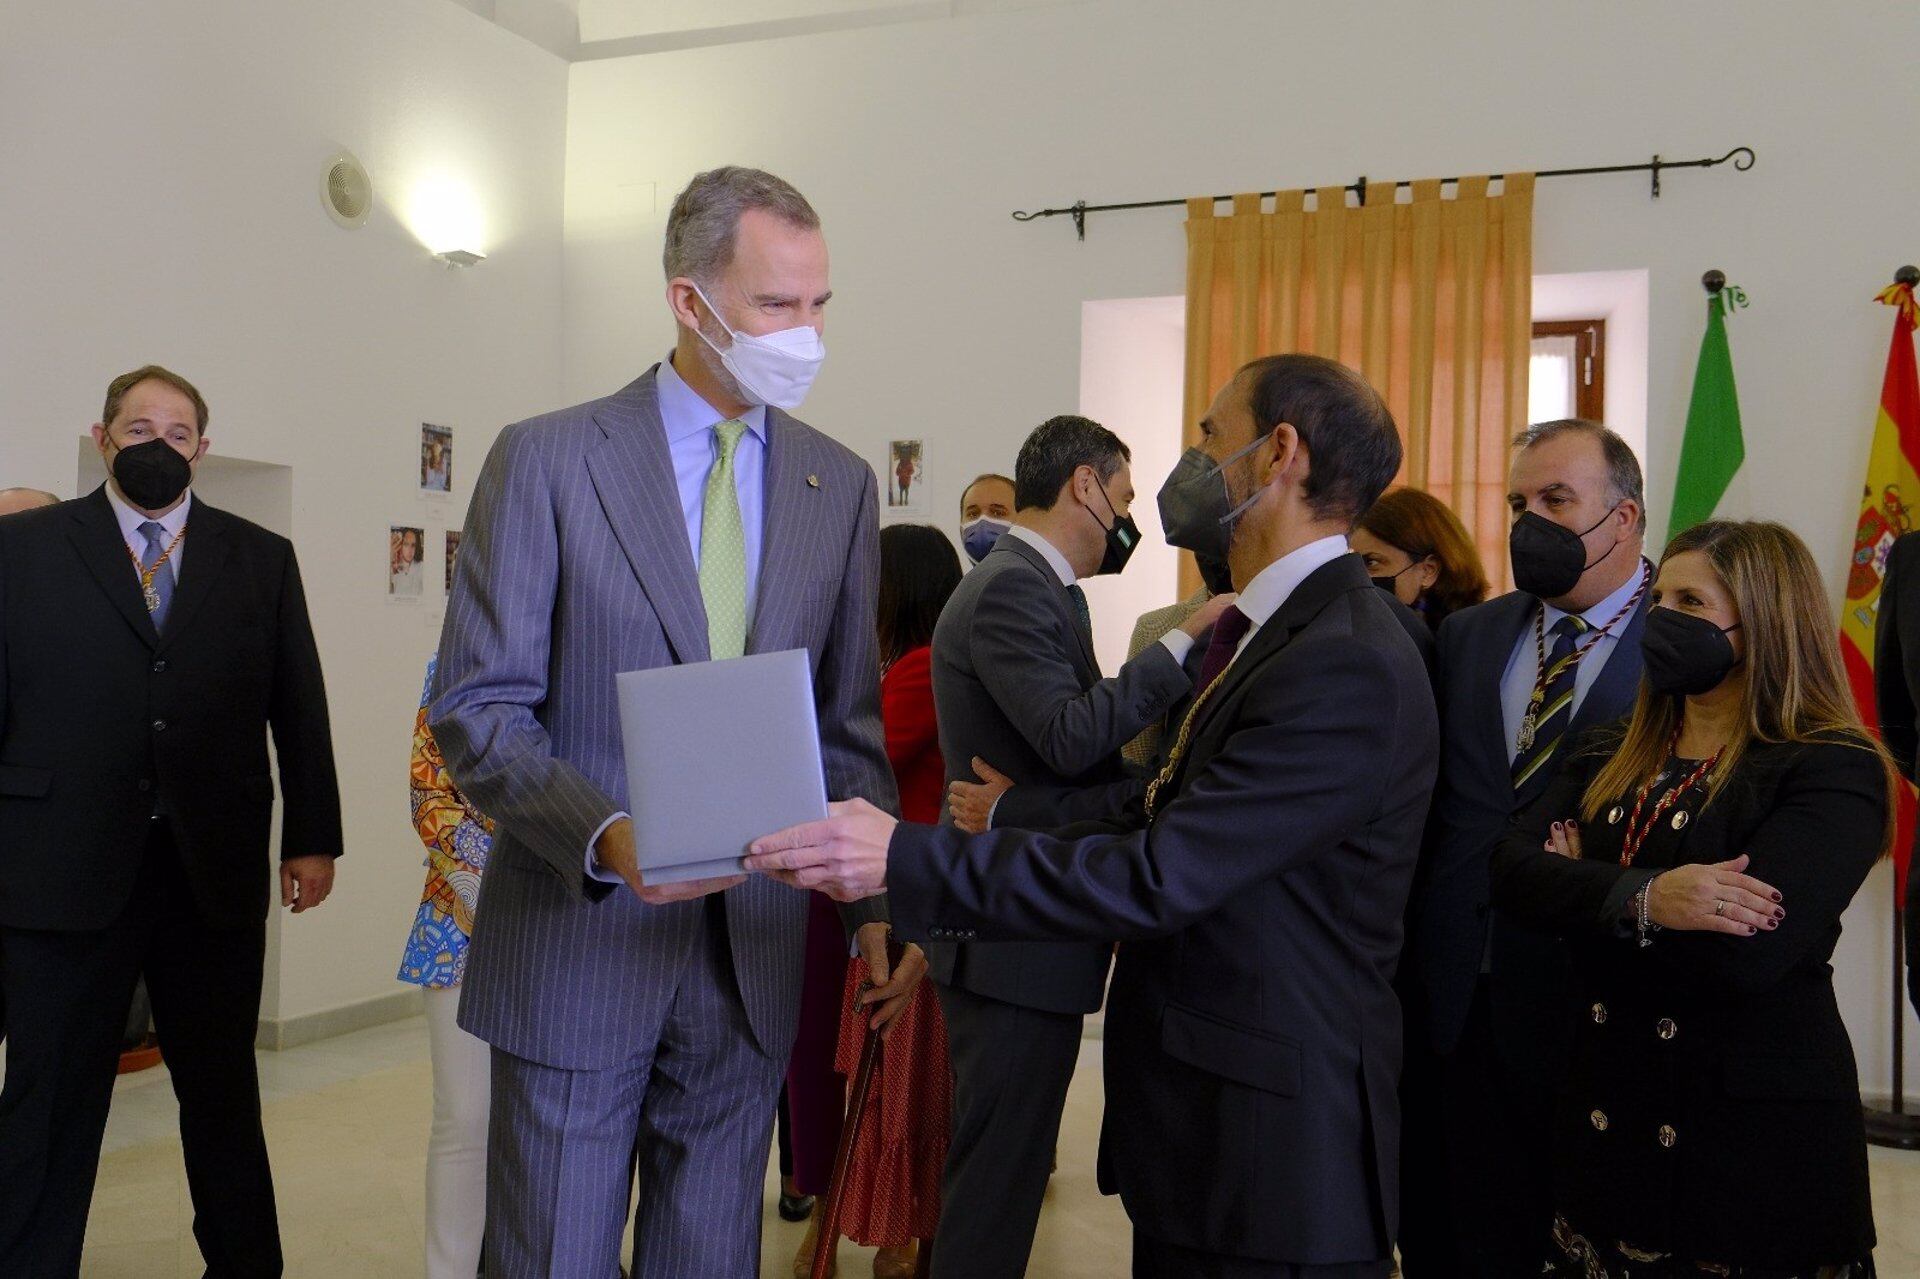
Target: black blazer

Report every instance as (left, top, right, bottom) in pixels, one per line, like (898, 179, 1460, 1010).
(922, 532, 1189, 1014)
(1491, 730, 1882, 1267)
(892, 554, 1439, 1264)
(0, 488, 342, 930)
(1403, 581, 1650, 1057)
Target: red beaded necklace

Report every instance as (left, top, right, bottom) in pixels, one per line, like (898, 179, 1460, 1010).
(1617, 726, 1722, 867)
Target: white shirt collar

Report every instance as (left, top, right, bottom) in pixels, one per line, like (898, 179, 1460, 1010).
(1007, 524, 1077, 587)
(1232, 534, 1351, 629)
(1541, 556, 1653, 636)
(656, 354, 768, 444)
(105, 482, 192, 544)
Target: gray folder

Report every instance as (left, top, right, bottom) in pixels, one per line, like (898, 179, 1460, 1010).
(615, 648, 828, 884)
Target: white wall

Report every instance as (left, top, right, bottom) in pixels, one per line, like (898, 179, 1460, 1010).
(0, 0, 569, 1028)
(562, 0, 1920, 1091)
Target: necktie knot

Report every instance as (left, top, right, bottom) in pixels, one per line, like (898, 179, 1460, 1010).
(1549, 614, 1589, 659)
(714, 419, 748, 462)
(138, 520, 167, 557)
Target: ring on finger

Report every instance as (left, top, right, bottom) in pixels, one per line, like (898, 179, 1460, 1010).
(1714, 900, 1726, 917)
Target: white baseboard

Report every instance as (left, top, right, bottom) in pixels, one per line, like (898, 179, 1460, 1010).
(255, 987, 421, 1052)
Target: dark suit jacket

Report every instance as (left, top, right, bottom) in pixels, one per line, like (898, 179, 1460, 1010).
(995, 590, 1435, 833)
(0, 488, 341, 930)
(892, 554, 1438, 1264)
(923, 532, 1190, 1014)
(1385, 592, 1438, 678)
(1491, 731, 1881, 1267)
(1403, 581, 1650, 1057)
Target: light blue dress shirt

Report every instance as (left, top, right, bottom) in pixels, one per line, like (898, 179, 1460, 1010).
(1498, 558, 1654, 764)
(656, 353, 767, 624)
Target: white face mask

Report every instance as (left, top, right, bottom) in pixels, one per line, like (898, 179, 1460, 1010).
(690, 283, 827, 410)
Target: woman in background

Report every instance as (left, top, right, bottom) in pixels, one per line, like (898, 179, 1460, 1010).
(791, 523, 957, 1278)
(837, 522, 958, 1277)
(1351, 486, 1488, 631)
(1493, 521, 1886, 1276)
(397, 658, 495, 1279)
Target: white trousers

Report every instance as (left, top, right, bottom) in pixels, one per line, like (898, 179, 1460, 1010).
(423, 984, 491, 1279)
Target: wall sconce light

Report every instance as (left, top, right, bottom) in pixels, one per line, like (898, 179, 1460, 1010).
(406, 174, 487, 270)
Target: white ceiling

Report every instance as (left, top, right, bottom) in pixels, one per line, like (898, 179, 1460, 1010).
(451, 0, 1085, 60)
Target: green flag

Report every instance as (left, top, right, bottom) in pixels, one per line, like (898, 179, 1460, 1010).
(1668, 290, 1746, 535)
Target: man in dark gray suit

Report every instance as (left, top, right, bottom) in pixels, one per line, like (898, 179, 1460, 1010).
(750, 355, 1436, 1278)
(432, 167, 920, 1278)
(925, 415, 1233, 1278)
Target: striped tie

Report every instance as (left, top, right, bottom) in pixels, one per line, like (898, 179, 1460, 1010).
(1511, 614, 1590, 789)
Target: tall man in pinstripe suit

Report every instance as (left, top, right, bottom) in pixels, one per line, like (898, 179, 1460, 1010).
(432, 167, 922, 1278)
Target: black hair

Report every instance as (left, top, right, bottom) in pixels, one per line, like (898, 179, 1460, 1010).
(877, 524, 964, 665)
(1013, 415, 1129, 512)
(1240, 354, 1401, 525)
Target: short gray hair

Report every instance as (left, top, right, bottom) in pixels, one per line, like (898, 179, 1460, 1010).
(1512, 418, 1647, 533)
(662, 167, 820, 284)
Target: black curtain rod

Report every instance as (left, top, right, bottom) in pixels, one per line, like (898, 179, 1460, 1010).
(1012, 147, 1756, 241)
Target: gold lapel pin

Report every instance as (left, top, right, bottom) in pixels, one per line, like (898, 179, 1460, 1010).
(806, 474, 820, 488)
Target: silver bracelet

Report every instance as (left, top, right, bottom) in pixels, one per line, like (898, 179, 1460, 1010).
(1635, 874, 1663, 949)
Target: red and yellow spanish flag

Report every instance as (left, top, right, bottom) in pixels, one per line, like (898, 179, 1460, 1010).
(1841, 278, 1920, 894)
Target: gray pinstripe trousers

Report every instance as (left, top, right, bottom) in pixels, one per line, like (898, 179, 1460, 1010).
(484, 896, 783, 1278)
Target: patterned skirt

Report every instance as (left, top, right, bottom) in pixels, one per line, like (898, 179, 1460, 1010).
(1547, 1214, 1873, 1279)
(828, 961, 952, 1248)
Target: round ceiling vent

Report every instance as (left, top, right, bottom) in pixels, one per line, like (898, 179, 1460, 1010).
(321, 150, 372, 229)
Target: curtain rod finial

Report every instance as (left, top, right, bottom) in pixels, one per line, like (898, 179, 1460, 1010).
(1702, 269, 1726, 294)
(1897, 265, 1920, 288)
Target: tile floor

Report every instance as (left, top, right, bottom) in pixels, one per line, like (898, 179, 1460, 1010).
(41, 1015, 1920, 1276)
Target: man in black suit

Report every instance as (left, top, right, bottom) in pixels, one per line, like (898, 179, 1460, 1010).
(0, 365, 343, 1277)
(751, 354, 1434, 1278)
(0, 485, 58, 1049)
(924, 414, 1232, 1278)
(1397, 417, 1651, 1276)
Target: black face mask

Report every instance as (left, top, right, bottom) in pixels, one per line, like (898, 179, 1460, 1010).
(111, 437, 193, 510)
(1643, 607, 1742, 696)
(1371, 558, 1422, 598)
(1086, 476, 1140, 576)
(1156, 435, 1269, 564)
(1196, 553, 1235, 596)
(1509, 507, 1621, 600)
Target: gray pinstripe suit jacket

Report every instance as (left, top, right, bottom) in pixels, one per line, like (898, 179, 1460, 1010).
(431, 367, 896, 1071)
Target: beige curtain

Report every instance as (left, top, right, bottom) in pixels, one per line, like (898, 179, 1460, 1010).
(1181, 174, 1533, 594)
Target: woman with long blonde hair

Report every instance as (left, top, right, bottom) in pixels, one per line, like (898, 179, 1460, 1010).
(1492, 520, 1892, 1277)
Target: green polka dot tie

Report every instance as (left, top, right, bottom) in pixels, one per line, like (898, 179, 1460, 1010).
(701, 420, 750, 660)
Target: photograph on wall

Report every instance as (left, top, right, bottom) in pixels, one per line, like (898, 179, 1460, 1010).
(389, 525, 426, 598)
(444, 530, 461, 593)
(420, 423, 453, 494)
(887, 439, 924, 512)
